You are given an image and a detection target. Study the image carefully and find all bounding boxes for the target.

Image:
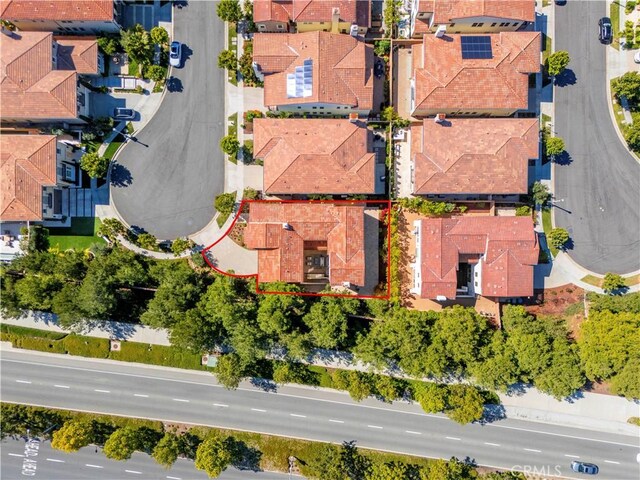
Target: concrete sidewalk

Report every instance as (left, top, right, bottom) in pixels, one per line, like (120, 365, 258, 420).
(2, 313, 639, 436)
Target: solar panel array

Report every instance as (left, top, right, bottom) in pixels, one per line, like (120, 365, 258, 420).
(460, 36, 493, 60)
(286, 58, 313, 98)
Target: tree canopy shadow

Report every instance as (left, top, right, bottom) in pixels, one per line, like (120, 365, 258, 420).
(554, 151, 573, 165)
(230, 438, 262, 472)
(166, 76, 183, 93)
(554, 69, 577, 87)
(110, 162, 133, 187)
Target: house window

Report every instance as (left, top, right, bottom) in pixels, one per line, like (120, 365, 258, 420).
(319, 106, 324, 109)
(277, 24, 284, 29)
(312, 106, 317, 109)
(491, 23, 497, 27)
(512, 22, 519, 27)
(449, 23, 455, 27)
(259, 24, 266, 30)
(65, 165, 75, 181)
(297, 106, 302, 109)
(79, 27, 86, 31)
(499, 22, 509, 27)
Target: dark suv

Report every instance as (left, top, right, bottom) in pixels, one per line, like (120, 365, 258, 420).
(599, 17, 612, 44)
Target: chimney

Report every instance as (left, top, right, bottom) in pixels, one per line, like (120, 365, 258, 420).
(331, 7, 340, 34)
(350, 24, 359, 37)
(349, 112, 359, 123)
(282, 222, 292, 230)
(435, 25, 446, 38)
(434, 113, 446, 124)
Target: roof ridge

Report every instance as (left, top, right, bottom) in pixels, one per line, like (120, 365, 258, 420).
(21, 137, 57, 183)
(5, 32, 52, 89)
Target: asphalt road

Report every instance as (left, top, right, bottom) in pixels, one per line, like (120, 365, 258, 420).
(2, 350, 639, 480)
(553, 0, 640, 274)
(110, 1, 225, 240)
(0, 436, 289, 480)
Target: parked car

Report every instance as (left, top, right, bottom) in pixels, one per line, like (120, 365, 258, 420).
(571, 461, 599, 475)
(634, 51, 640, 63)
(598, 17, 612, 44)
(374, 59, 384, 79)
(113, 107, 135, 120)
(170, 41, 182, 67)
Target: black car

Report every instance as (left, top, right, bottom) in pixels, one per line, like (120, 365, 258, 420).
(571, 461, 599, 475)
(374, 59, 385, 79)
(599, 17, 612, 44)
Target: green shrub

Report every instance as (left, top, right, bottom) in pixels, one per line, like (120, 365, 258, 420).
(63, 335, 110, 358)
(515, 205, 532, 217)
(110, 342, 205, 370)
(15, 336, 66, 354)
(0, 324, 66, 340)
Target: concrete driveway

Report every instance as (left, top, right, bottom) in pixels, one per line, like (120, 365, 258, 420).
(554, 0, 640, 274)
(110, 2, 225, 240)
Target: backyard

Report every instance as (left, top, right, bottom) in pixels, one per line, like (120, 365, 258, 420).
(48, 217, 106, 250)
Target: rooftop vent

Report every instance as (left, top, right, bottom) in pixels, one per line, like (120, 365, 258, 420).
(434, 113, 446, 123)
(349, 112, 359, 123)
(435, 25, 446, 38)
(282, 223, 292, 230)
(350, 24, 359, 37)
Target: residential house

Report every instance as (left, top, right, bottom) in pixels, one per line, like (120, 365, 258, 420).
(254, 118, 383, 195)
(244, 202, 366, 289)
(410, 117, 538, 198)
(1, 134, 80, 223)
(0, 0, 123, 34)
(411, 31, 540, 117)
(253, 31, 374, 116)
(254, 0, 371, 35)
(1, 31, 99, 124)
(411, 216, 539, 300)
(410, 0, 535, 38)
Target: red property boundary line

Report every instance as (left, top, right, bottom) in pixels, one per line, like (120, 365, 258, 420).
(201, 199, 392, 300)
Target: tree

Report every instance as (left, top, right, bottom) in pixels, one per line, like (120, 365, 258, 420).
(150, 26, 169, 46)
(220, 134, 240, 156)
(612, 71, 640, 104)
(445, 384, 485, 424)
(97, 218, 126, 242)
(171, 237, 192, 256)
(214, 192, 236, 216)
(216, 0, 243, 22)
(194, 436, 234, 478)
(547, 50, 570, 76)
(602, 272, 626, 294)
(136, 233, 158, 250)
(374, 39, 391, 58)
(120, 24, 154, 64)
(373, 375, 402, 403)
(103, 427, 140, 460)
(215, 353, 244, 389)
(51, 420, 94, 452)
(533, 340, 584, 399)
(344, 371, 373, 402)
(548, 227, 570, 249)
(471, 332, 519, 391)
(217, 49, 237, 70)
(300, 443, 344, 480)
(80, 152, 110, 178)
(97, 35, 120, 56)
(610, 359, 640, 400)
(413, 382, 447, 413)
(368, 461, 409, 480)
(152, 432, 182, 468)
(546, 136, 565, 158)
(625, 121, 640, 152)
(340, 441, 370, 480)
(144, 65, 167, 82)
(303, 296, 359, 350)
(530, 181, 551, 207)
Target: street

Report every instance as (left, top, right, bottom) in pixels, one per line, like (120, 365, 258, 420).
(0, 435, 289, 480)
(1, 350, 638, 480)
(553, 0, 640, 274)
(110, 1, 225, 240)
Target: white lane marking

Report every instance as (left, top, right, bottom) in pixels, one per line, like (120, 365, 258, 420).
(524, 448, 541, 453)
(446, 437, 461, 441)
(564, 454, 580, 458)
(251, 408, 266, 412)
(85, 464, 103, 468)
(405, 430, 422, 435)
(8, 358, 639, 451)
(53, 384, 70, 389)
(213, 403, 228, 407)
(134, 394, 149, 398)
(329, 419, 344, 423)
(166, 477, 182, 480)
(94, 389, 110, 393)
(8, 453, 24, 457)
(46, 458, 65, 463)
(484, 442, 500, 447)
(367, 425, 383, 429)
(15, 380, 32, 384)
(604, 460, 620, 465)
(125, 470, 142, 474)
(172, 398, 189, 403)
(290, 414, 306, 418)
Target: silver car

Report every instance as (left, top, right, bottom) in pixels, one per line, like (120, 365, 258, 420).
(170, 41, 182, 68)
(571, 461, 599, 475)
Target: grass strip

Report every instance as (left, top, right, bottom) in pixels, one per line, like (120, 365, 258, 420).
(48, 218, 106, 251)
(611, 1, 621, 50)
(581, 273, 640, 288)
(541, 208, 558, 257)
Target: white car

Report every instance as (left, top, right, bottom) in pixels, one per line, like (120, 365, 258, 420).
(634, 51, 640, 64)
(169, 41, 182, 68)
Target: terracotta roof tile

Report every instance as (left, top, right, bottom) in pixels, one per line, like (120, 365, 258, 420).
(432, 0, 535, 24)
(0, 134, 57, 221)
(1, 31, 79, 120)
(412, 31, 540, 113)
(245, 202, 366, 286)
(54, 36, 98, 74)
(253, 31, 373, 110)
(0, 0, 114, 21)
(411, 117, 538, 194)
(254, 0, 370, 26)
(254, 118, 376, 194)
(418, 216, 538, 299)
(254, 0, 293, 24)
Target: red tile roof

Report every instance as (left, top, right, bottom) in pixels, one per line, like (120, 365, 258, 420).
(54, 36, 99, 74)
(0, 134, 57, 221)
(254, 118, 376, 194)
(0, 0, 114, 21)
(412, 31, 540, 113)
(253, 31, 374, 110)
(411, 117, 538, 194)
(418, 216, 538, 299)
(254, 0, 370, 26)
(244, 202, 366, 286)
(1, 31, 78, 120)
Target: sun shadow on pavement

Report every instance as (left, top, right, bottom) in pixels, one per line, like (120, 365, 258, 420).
(554, 69, 577, 87)
(181, 43, 193, 64)
(110, 162, 133, 187)
(554, 151, 573, 165)
(166, 76, 184, 93)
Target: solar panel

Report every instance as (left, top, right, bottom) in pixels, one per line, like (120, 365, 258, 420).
(286, 58, 313, 98)
(460, 36, 493, 60)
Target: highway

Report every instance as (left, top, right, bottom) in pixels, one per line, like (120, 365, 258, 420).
(0, 436, 289, 480)
(1, 350, 639, 480)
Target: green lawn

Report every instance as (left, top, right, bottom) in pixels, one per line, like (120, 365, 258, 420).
(126, 122, 134, 135)
(541, 208, 558, 257)
(48, 217, 106, 250)
(227, 22, 238, 86)
(611, 1, 621, 50)
(103, 134, 124, 161)
(226, 112, 238, 165)
(128, 58, 140, 77)
(581, 273, 640, 287)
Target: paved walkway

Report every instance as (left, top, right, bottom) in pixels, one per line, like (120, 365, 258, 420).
(2, 312, 638, 435)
